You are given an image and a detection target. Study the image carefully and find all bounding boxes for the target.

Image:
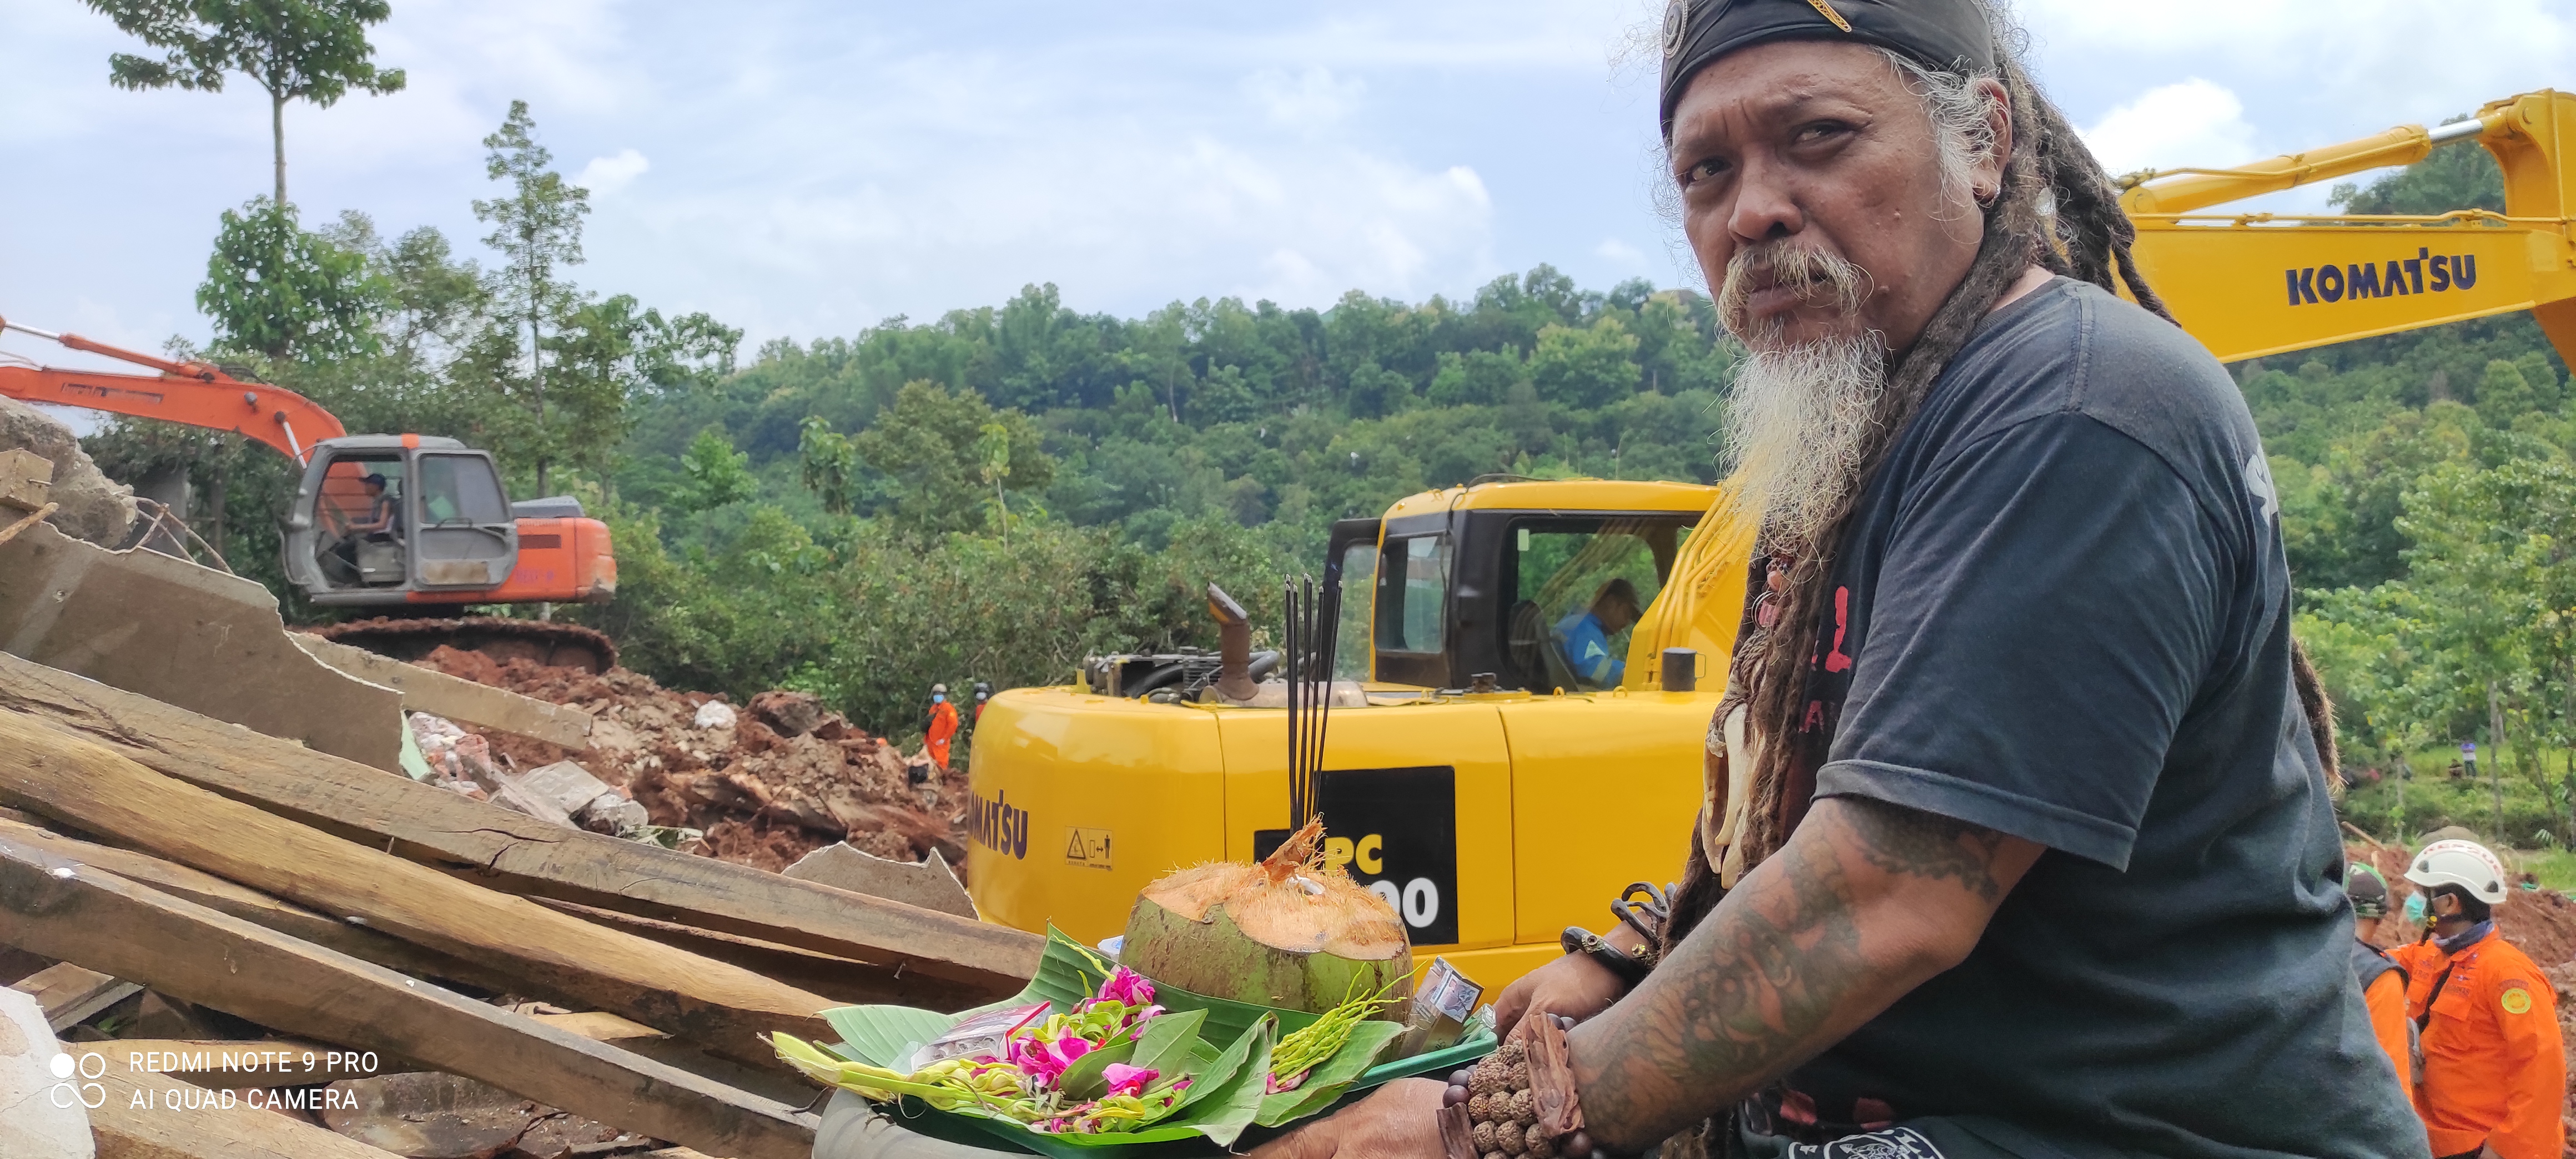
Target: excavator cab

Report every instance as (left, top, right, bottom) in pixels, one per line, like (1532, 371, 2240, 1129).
(1358, 482, 1707, 692)
(284, 436, 520, 604)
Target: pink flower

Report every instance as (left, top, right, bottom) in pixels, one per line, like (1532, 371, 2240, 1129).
(1096, 966, 1156, 1007)
(1102, 1064, 1159, 1097)
(1008, 1034, 1094, 1084)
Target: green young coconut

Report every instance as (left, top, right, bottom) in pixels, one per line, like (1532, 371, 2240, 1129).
(1121, 817, 1414, 1015)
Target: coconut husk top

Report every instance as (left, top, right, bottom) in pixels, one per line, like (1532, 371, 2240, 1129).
(1140, 817, 1407, 959)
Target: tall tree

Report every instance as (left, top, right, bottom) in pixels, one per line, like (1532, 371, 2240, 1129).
(87, 0, 406, 205)
(472, 100, 590, 495)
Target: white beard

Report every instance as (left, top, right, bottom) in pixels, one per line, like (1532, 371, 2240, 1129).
(1722, 332, 1889, 546)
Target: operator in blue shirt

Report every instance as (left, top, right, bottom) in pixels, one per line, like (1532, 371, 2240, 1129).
(1554, 577, 1643, 689)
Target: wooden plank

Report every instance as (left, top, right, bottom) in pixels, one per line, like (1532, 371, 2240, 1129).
(89, 1047, 408, 1158)
(0, 834, 818, 1158)
(10, 960, 139, 1031)
(0, 652, 1039, 1001)
(530, 895, 971, 1008)
(0, 707, 835, 1060)
(292, 634, 593, 750)
(0, 814, 529, 997)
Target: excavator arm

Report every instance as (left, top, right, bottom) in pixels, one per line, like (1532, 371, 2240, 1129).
(0, 318, 346, 463)
(2119, 89, 2576, 366)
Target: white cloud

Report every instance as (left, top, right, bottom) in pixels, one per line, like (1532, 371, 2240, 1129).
(2080, 79, 2258, 177)
(1593, 237, 1646, 268)
(577, 149, 651, 195)
(1244, 67, 1367, 130)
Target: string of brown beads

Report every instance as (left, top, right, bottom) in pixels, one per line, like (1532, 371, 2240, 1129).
(1438, 1016, 1606, 1159)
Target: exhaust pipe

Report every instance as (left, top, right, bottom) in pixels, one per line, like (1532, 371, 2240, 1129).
(1208, 583, 1259, 702)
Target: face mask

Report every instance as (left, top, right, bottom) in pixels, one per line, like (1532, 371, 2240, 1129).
(933, 694, 947, 703)
(2403, 893, 2428, 924)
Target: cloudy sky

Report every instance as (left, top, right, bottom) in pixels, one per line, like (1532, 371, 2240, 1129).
(3, 0, 2572, 365)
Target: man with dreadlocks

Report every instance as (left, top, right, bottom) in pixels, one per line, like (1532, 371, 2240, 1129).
(1253, 2, 2423, 1158)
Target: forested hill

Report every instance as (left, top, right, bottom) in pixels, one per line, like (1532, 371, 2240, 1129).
(615, 269, 1737, 549)
(585, 268, 1739, 732)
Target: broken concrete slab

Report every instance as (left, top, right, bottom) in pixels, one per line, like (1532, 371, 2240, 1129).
(0, 520, 404, 770)
(0, 986, 93, 1158)
(782, 844, 977, 920)
(296, 634, 593, 752)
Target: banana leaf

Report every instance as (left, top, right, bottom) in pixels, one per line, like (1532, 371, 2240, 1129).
(1254, 1019, 1407, 1126)
(823, 1004, 959, 1069)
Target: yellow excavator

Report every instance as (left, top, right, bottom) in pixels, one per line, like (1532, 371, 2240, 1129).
(965, 88, 2576, 987)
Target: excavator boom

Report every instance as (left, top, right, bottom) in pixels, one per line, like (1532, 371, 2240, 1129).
(2120, 90, 2576, 366)
(0, 318, 345, 462)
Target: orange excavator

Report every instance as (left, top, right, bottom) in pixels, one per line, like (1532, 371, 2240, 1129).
(0, 315, 620, 671)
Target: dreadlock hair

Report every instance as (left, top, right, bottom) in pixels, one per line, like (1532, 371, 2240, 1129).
(1657, 27, 2179, 961)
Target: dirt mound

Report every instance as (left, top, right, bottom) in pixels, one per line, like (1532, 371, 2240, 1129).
(412, 646, 958, 871)
(1, 394, 136, 545)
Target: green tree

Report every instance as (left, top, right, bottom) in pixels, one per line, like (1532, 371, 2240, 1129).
(197, 196, 386, 361)
(472, 99, 591, 495)
(543, 294, 741, 486)
(87, 0, 405, 204)
(796, 417, 859, 515)
(1528, 316, 1642, 409)
(851, 382, 1053, 537)
(675, 428, 755, 512)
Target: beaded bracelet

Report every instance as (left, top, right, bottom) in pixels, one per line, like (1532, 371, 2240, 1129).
(1435, 1013, 1616, 1159)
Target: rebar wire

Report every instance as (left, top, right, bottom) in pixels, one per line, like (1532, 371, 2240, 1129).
(124, 497, 233, 574)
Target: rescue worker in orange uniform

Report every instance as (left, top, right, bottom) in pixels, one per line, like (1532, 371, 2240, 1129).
(2348, 864, 2415, 1091)
(2387, 839, 2565, 1159)
(924, 683, 960, 773)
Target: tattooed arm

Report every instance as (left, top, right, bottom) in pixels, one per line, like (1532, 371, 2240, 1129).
(1571, 795, 2044, 1150)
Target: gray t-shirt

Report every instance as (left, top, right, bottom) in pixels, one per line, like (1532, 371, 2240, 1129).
(1777, 279, 2423, 1158)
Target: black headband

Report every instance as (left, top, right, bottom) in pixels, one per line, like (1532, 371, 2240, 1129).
(1659, 0, 1995, 136)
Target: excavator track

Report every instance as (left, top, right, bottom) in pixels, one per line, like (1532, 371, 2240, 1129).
(313, 616, 619, 676)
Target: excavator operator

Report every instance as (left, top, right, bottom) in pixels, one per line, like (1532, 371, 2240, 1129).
(2387, 839, 2565, 1159)
(1252, 2, 2421, 1158)
(1553, 578, 1642, 690)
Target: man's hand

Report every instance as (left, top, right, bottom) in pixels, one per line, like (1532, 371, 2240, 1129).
(1246, 1078, 1448, 1159)
(1568, 795, 2042, 1150)
(1493, 950, 1626, 1035)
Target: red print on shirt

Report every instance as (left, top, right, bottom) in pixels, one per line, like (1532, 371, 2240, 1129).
(1824, 586, 1854, 673)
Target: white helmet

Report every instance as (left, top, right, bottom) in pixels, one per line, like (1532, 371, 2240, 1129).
(2405, 839, 2510, 906)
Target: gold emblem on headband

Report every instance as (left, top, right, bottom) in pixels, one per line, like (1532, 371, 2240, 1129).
(1662, 0, 1689, 58)
(1805, 0, 1855, 32)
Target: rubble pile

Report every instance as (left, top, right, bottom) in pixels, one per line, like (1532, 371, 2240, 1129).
(411, 646, 959, 872)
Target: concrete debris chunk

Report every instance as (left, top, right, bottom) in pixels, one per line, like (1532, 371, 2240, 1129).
(0, 986, 93, 1158)
(578, 792, 651, 835)
(488, 773, 576, 828)
(0, 394, 135, 546)
(411, 713, 502, 789)
(0, 447, 52, 513)
(783, 843, 977, 919)
(516, 760, 613, 817)
(692, 700, 737, 730)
